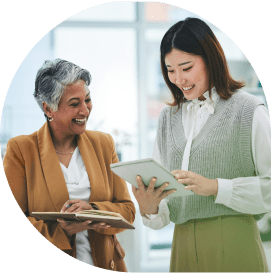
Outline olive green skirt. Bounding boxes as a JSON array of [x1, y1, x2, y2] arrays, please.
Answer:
[[170, 215, 268, 272]]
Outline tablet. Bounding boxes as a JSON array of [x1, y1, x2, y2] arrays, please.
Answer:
[[110, 158, 194, 198]]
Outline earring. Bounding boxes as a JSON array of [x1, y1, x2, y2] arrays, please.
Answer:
[[48, 116, 54, 122]]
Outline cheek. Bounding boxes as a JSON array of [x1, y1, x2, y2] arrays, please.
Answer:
[[194, 70, 206, 83], [168, 73, 175, 83]]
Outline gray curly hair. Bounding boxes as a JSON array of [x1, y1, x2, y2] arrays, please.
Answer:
[[34, 59, 91, 115]]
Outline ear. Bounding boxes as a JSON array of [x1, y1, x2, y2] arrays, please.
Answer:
[[42, 102, 54, 118]]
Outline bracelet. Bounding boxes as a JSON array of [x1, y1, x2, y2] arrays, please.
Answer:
[[91, 203, 99, 210]]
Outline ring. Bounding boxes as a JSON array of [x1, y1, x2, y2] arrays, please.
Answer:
[[66, 204, 72, 208]]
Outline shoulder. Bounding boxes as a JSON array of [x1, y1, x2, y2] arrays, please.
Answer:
[[158, 105, 178, 120], [4, 132, 38, 163], [159, 105, 175, 116], [6, 132, 38, 152], [232, 90, 264, 108]]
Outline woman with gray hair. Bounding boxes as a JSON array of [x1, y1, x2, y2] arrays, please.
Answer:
[[3, 59, 135, 271]]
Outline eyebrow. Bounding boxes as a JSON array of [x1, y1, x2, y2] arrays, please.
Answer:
[[166, 61, 192, 67], [67, 92, 90, 103]]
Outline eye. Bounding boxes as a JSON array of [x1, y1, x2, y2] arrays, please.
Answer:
[[85, 98, 91, 102], [183, 66, 192, 72], [70, 103, 79, 107], [167, 70, 174, 73]]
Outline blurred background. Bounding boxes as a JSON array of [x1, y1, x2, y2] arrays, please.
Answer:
[[0, 2, 270, 271]]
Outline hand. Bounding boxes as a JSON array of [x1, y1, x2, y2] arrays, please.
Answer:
[[172, 170, 218, 196], [59, 199, 110, 236], [132, 175, 176, 215], [57, 218, 110, 237], [60, 199, 93, 213]]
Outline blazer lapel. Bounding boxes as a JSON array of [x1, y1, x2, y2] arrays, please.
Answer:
[[37, 122, 69, 212], [77, 132, 106, 202]]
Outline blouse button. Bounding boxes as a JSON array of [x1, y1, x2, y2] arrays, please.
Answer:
[[110, 260, 115, 270]]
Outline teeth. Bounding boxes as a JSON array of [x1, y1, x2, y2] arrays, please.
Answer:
[[183, 85, 193, 91], [74, 118, 86, 123]]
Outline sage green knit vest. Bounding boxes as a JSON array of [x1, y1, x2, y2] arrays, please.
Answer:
[[157, 91, 264, 224]]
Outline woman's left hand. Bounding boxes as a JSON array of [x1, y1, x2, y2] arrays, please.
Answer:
[[172, 170, 218, 196]]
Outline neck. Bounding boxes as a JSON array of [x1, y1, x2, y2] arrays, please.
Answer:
[[48, 124, 77, 151]]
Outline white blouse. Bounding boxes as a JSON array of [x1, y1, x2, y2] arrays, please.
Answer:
[[143, 89, 271, 229], [60, 147, 94, 265]]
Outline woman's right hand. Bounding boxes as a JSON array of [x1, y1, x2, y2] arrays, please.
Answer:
[[57, 218, 110, 237], [132, 175, 176, 215]]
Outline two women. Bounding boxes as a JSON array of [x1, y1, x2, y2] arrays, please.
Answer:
[[4, 16, 271, 272], [3, 59, 135, 271], [133, 17, 271, 272]]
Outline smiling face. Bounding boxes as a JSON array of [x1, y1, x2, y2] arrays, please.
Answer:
[[165, 48, 209, 101], [45, 80, 92, 138]]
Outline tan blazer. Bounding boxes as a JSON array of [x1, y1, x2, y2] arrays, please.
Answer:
[[3, 122, 135, 271]]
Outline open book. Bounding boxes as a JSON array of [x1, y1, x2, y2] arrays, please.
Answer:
[[31, 210, 135, 230]]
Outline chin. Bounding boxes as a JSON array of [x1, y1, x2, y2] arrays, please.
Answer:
[[71, 124, 87, 135], [183, 93, 198, 101]]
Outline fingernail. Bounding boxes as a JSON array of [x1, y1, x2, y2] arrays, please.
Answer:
[[88, 221, 92, 224], [153, 177, 157, 181], [136, 175, 140, 179], [100, 223, 105, 225]]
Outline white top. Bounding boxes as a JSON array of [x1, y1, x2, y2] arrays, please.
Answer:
[[60, 147, 94, 265], [143, 89, 271, 230]]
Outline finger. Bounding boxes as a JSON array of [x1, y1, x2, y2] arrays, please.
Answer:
[[65, 203, 80, 213], [132, 185, 138, 194], [160, 189, 177, 199], [81, 220, 92, 226], [136, 175, 146, 192], [91, 223, 110, 229], [184, 185, 196, 191], [61, 199, 81, 212], [177, 178, 193, 185], [171, 170, 185, 179], [147, 177, 157, 193], [156, 182, 169, 196], [61, 202, 69, 212], [57, 218, 65, 223]]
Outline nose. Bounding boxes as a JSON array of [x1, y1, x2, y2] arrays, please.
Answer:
[[175, 71, 186, 85], [79, 102, 90, 116]]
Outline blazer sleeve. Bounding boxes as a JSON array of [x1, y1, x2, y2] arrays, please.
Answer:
[[90, 134, 136, 235], [3, 138, 74, 254]]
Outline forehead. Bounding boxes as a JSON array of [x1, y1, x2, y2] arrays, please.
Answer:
[[165, 49, 198, 65], [63, 81, 89, 99]]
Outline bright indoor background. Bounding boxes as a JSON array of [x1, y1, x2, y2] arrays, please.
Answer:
[[0, 2, 270, 272]]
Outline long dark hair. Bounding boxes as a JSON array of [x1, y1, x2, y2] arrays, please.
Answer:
[[160, 17, 244, 110]]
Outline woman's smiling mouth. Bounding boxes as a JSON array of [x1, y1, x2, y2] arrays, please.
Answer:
[[73, 117, 87, 125], [182, 85, 195, 92]]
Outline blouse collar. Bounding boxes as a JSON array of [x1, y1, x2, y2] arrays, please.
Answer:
[[187, 87, 220, 114]]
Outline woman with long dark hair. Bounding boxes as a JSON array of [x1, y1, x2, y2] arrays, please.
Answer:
[[132, 17, 271, 272]]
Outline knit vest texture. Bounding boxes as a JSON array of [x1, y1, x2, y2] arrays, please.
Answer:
[[157, 90, 264, 224]]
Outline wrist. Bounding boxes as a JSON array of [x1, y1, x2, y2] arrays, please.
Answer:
[[140, 206, 159, 215], [212, 179, 218, 195]]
